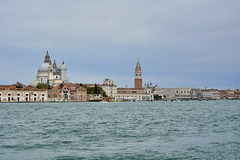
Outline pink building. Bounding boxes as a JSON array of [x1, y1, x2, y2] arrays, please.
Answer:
[[219, 90, 228, 100], [0, 83, 47, 102], [48, 83, 87, 102]]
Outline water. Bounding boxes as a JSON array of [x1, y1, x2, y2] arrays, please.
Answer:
[[0, 101, 240, 160]]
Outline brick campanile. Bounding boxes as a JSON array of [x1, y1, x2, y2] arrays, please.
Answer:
[[134, 58, 142, 89]]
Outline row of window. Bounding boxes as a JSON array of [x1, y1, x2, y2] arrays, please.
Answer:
[[48, 94, 68, 98], [118, 95, 141, 98], [48, 90, 69, 93], [0, 97, 45, 102], [176, 91, 192, 94], [0, 93, 45, 97]]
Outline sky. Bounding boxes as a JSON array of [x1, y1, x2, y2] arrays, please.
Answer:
[[0, 0, 239, 89]]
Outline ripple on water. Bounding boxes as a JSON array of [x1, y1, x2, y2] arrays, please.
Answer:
[[0, 101, 240, 159]]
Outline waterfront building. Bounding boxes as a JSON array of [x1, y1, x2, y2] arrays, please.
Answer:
[[226, 90, 235, 100], [0, 82, 47, 102], [154, 88, 201, 100], [234, 89, 240, 99], [101, 78, 117, 98], [219, 90, 228, 100], [47, 83, 87, 102], [211, 90, 221, 100], [32, 51, 68, 87], [154, 88, 175, 100], [200, 89, 220, 100]]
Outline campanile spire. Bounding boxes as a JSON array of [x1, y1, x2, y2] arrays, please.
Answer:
[[134, 58, 142, 89]]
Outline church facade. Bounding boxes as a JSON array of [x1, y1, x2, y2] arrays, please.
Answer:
[[32, 51, 68, 87]]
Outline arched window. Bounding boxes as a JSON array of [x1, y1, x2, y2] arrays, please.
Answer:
[[34, 94, 37, 96], [26, 93, 29, 96], [8, 93, 11, 96], [42, 94, 45, 96], [0, 93, 1, 96], [17, 93, 20, 96]]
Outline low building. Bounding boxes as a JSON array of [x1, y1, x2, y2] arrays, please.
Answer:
[[226, 90, 235, 100], [115, 93, 154, 101], [47, 83, 87, 102], [154, 87, 201, 100], [101, 78, 117, 98], [212, 90, 221, 100], [200, 89, 220, 100], [219, 90, 228, 100], [154, 88, 175, 100], [0, 83, 47, 102], [234, 90, 240, 99]]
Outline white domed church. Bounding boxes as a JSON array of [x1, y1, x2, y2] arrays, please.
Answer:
[[32, 51, 68, 87]]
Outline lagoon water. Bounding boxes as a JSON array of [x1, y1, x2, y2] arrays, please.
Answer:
[[0, 101, 240, 160]]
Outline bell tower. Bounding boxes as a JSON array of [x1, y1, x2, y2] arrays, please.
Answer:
[[48, 60, 54, 86], [134, 58, 142, 89]]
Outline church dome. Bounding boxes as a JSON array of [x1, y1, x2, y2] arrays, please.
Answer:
[[60, 61, 67, 70], [38, 63, 49, 72]]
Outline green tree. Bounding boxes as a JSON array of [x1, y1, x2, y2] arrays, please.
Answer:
[[94, 84, 98, 94], [36, 83, 48, 89], [154, 94, 162, 100], [82, 84, 107, 97]]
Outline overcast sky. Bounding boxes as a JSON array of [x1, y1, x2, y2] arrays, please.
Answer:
[[0, 0, 239, 89]]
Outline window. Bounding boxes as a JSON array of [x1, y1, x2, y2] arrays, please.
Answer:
[[17, 93, 20, 96], [0, 93, 2, 96], [34, 94, 37, 96], [26, 94, 29, 96], [8, 93, 11, 96], [42, 94, 44, 96]]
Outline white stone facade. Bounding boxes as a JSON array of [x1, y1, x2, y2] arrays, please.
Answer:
[[114, 93, 154, 101], [154, 87, 201, 100], [101, 78, 117, 98], [0, 89, 47, 102], [32, 51, 67, 87]]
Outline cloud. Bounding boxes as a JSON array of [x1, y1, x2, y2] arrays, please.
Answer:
[[0, 0, 239, 89]]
